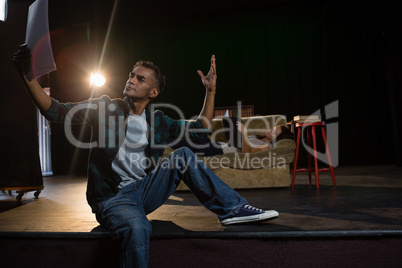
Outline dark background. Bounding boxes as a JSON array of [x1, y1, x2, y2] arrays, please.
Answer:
[[1, 0, 401, 180]]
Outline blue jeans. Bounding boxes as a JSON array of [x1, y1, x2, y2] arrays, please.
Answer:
[[95, 147, 247, 268]]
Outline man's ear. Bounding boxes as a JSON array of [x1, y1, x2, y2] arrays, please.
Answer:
[[149, 88, 160, 99]]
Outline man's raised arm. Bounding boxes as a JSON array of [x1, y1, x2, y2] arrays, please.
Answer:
[[197, 55, 217, 129], [13, 44, 52, 111]]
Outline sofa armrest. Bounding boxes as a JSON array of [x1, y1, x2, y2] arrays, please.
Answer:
[[274, 139, 296, 150]]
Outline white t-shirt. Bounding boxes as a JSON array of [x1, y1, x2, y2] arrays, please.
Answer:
[[220, 135, 272, 154], [112, 111, 148, 188]]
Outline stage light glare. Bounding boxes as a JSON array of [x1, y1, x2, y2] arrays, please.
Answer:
[[90, 72, 106, 87]]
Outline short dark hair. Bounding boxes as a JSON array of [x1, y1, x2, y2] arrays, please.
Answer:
[[133, 60, 166, 92], [275, 126, 294, 142]]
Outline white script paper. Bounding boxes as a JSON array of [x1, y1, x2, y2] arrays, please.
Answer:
[[25, 0, 56, 80]]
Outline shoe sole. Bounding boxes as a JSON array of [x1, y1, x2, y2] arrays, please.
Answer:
[[220, 210, 279, 225]]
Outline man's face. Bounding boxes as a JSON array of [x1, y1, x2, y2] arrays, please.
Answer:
[[123, 66, 159, 100]]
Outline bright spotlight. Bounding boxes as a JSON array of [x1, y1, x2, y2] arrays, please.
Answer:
[[90, 72, 106, 87]]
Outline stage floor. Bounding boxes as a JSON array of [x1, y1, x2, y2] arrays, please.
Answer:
[[1, 165, 402, 238]]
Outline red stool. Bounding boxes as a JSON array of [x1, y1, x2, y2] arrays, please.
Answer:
[[291, 121, 336, 188]]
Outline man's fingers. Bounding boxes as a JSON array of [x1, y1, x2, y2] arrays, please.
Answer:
[[13, 57, 31, 63], [14, 51, 31, 60], [14, 44, 31, 56], [13, 49, 32, 64], [13, 49, 31, 57], [210, 55, 216, 75], [16, 47, 30, 54], [197, 70, 205, 79], [13, 53, 31, 61], [198, 55, 216, 80]]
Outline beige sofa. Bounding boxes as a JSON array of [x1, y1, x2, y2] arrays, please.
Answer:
[[163, 115, 296, 190]]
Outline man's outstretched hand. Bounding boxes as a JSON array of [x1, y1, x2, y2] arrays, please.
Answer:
[[13, 44, 33, 81], [197, 55, 217, 93]]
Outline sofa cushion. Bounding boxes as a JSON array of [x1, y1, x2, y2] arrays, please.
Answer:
[[274, 138, 296, 150], [216, 146, 295, 170]]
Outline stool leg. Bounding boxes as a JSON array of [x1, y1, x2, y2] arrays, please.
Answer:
[[321, 127, 336, 186], [306, 128, 312, 185], [291, 127, 302, 187], [312, 126, 320, 188]]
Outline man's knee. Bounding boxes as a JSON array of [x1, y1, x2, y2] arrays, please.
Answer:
[[120, 217, 152, 242], [174, 146, 196, 157]]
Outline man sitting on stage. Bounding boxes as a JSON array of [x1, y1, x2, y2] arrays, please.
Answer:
[[13, 44, 279, 268]]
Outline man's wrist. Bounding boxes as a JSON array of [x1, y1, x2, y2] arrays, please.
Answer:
[[206, 88, 216, 94]]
